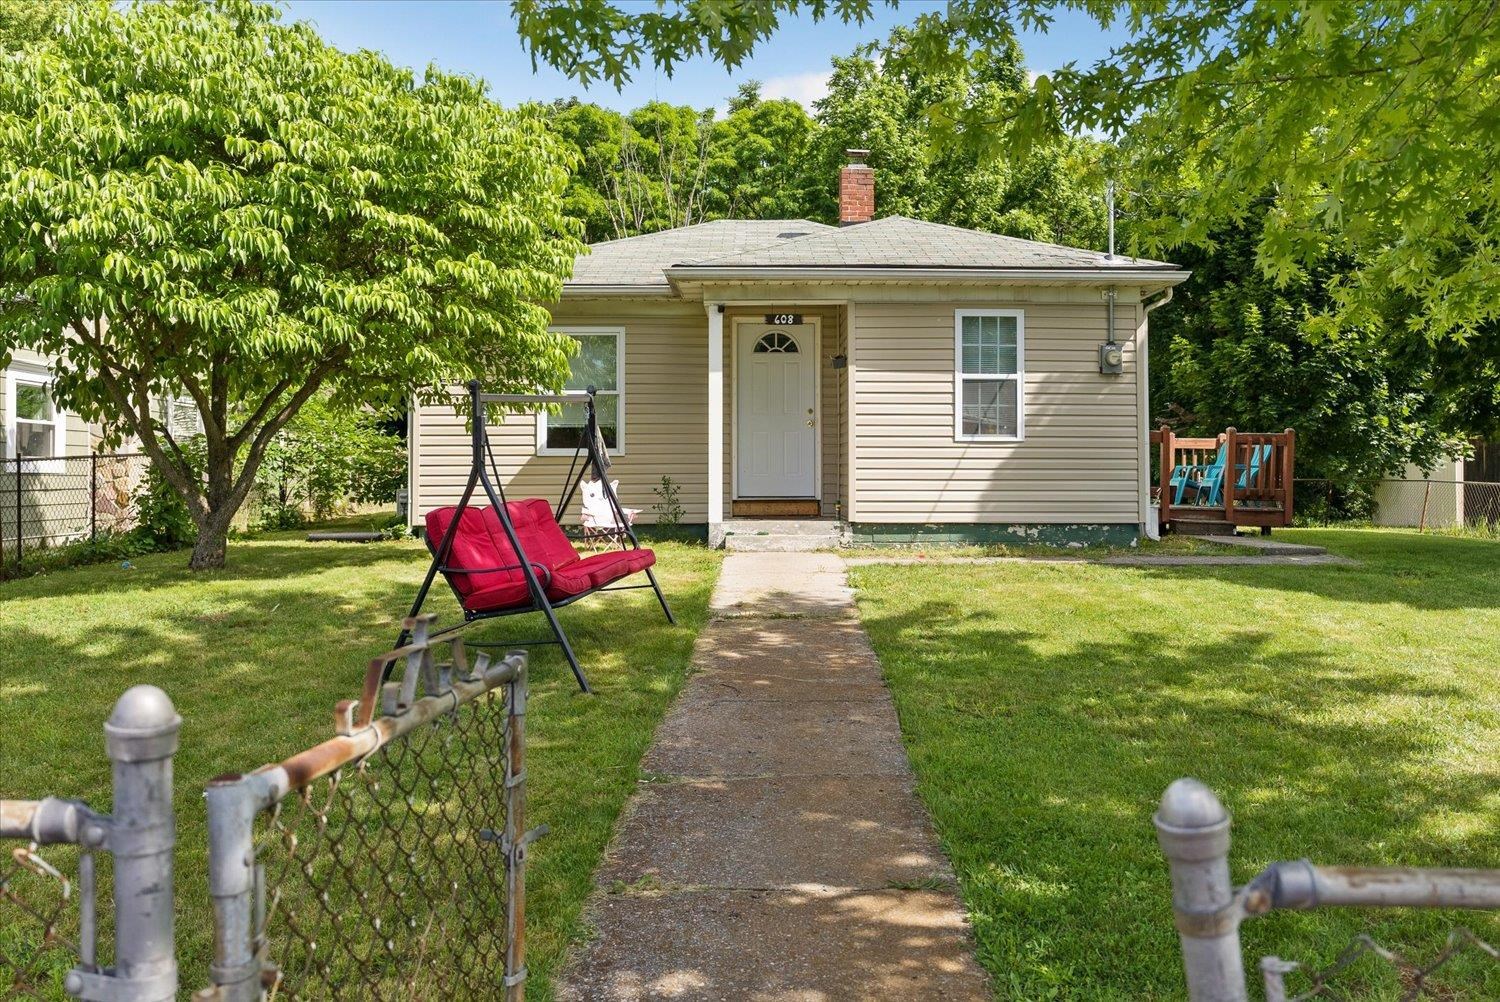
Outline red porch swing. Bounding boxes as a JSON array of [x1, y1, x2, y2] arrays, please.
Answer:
[[395, 381, 674, 693]]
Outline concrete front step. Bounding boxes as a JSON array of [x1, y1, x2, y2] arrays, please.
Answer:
[[722, 518, 842, 535], [722, 519, 842, 552], [1187, 533, 1328, 556], [724, 533, 837, 552]]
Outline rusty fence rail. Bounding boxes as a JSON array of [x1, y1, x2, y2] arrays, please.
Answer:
[[1, 620, 537, 1002], [1156, 779, 1500, 1001]]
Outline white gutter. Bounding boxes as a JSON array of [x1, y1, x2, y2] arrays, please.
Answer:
[[1142, 286, 1174, 316], [666, 265, 1191, 285], [1138, 285, 1174, 540], [560, 283, 676, 297]]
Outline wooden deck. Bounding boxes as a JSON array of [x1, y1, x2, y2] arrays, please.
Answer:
[[1153, 427, 1297, 532]]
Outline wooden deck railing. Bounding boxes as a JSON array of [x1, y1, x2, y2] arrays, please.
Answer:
[[1153, 426, 1297, 529]]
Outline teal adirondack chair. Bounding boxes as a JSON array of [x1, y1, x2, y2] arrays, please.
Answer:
[[1224, 444, 1274, 506], [1196, 443, 1274, 508], [1170, 446, 1228, 506]]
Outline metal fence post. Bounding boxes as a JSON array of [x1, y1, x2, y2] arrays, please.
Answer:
[[14, 455, 21, 568], [201, 772, 273, 1002], [503, 656, 531, 1002], [90, 452, 98, 543], [62, 686, 181, 1002], [1155, 778, 1247, 1002]]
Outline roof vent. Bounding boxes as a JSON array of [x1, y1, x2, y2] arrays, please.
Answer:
[[777, 231, 810, 239]]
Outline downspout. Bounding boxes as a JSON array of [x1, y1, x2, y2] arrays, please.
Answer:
[[1139, 287, 1174, 539]]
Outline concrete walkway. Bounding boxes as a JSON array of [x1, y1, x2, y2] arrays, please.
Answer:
[[558, 552, 990, 1001]]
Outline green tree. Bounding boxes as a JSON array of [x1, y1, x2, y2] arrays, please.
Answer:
[[546, 99, 627, 242], [0, 0, 84, 51], [1151, 212, 1461, 490], [704, 83, 815, 220], [253, 395, 406, 527], [513, 0, 1500, 341], [0, 0, 582, 568], [803, 28, 1106, 246]]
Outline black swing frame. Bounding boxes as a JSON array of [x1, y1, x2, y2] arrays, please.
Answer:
[[395, 380, 675, 693]]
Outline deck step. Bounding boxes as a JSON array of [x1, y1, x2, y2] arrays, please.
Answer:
[[1186, 534, 1327, 556], [1171, 517, 1238, 537]]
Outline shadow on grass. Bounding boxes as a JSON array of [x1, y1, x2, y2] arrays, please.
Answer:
[[852, 583, 1500, 1000], [0, 537, 722, 999], [1126, 529, 1500, 612]]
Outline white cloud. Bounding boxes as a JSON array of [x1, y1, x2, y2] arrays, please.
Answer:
[[759, 70, 832, 109]]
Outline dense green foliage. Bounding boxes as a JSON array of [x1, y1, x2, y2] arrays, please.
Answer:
[[1149, 216, 1468, 488], [516, 0, 1500, 343], [0, 0, 83, 50], [0, 0, 582, 568], [251, 398, 406, 529], [541, 31, 1104, 247]]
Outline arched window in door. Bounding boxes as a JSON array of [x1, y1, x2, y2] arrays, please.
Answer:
[[754, 331, 800, 353]]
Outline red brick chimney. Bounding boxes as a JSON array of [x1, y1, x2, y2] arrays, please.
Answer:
[[839, 149, 874, 226]]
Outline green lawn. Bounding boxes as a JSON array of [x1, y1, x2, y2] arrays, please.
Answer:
[[850, 528, 1500, 1000], [0, 531, 720, 998]]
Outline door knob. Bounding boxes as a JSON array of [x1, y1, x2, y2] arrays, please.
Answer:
[[806, 418, 815, 427]]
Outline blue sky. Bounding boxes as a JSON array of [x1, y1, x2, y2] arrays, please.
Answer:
[[277, 1, 1132, 113]]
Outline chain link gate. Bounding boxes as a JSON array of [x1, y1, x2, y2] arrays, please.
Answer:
[[2, 617, 539, 1002], [198, 616, 538, 1002], [1157, 778, 1500, 1001]]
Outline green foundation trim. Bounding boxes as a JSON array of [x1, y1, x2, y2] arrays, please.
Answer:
[[634, 523, 710, 543], [848, 522, 1140, 548]]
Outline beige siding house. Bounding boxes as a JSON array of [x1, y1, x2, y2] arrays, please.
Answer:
[[410, 157, 1188, 547]]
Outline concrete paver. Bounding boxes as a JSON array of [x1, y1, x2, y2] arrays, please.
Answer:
[[557, 552, 989, 1001], [559, 888, 989, 1002], [598, 776, 952, 889]]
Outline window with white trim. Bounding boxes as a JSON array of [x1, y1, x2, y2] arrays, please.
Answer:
[[955, 310, 1024, 441], [538, 328, 624, 454], [5, 365, 68, 465]]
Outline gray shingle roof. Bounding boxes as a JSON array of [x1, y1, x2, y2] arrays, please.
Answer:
[[567, 219, 834, 287], [680, 215, 1175, 270], [564, 215, 1178, 291]]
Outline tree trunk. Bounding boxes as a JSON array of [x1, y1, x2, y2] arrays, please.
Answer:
[[188, 522, 228, 570], [188, 451, 240, 571]]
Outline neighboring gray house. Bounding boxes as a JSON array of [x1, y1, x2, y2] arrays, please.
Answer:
[[409, 154, 1189, 547]]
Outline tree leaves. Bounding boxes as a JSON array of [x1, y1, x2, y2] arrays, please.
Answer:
[[0, 0, 583, 564]]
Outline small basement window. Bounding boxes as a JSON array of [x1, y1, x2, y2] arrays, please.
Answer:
[[538, 328, 624, 454], [954, 310, 1024, 441]]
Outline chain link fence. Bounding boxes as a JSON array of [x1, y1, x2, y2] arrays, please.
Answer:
[[0, 455, 148, 571], [1157, 779, 1500, 1001], [1261, 927, 1499, 1001], [1295, 478, 1500, 532], [0, 620, 537, 1002], [0, 838, 86, 999]]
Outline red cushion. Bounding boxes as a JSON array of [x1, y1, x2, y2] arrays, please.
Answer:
[[574, 549, 656, 588], [545, 549, 656, 600], [500, 499, 581, 571], [463, 579, 535, 613], [426, 503, 649, 609], [425, 506, 507, 598]]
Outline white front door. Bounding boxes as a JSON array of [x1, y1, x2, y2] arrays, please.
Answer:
[[736, 323, 817, 498]]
